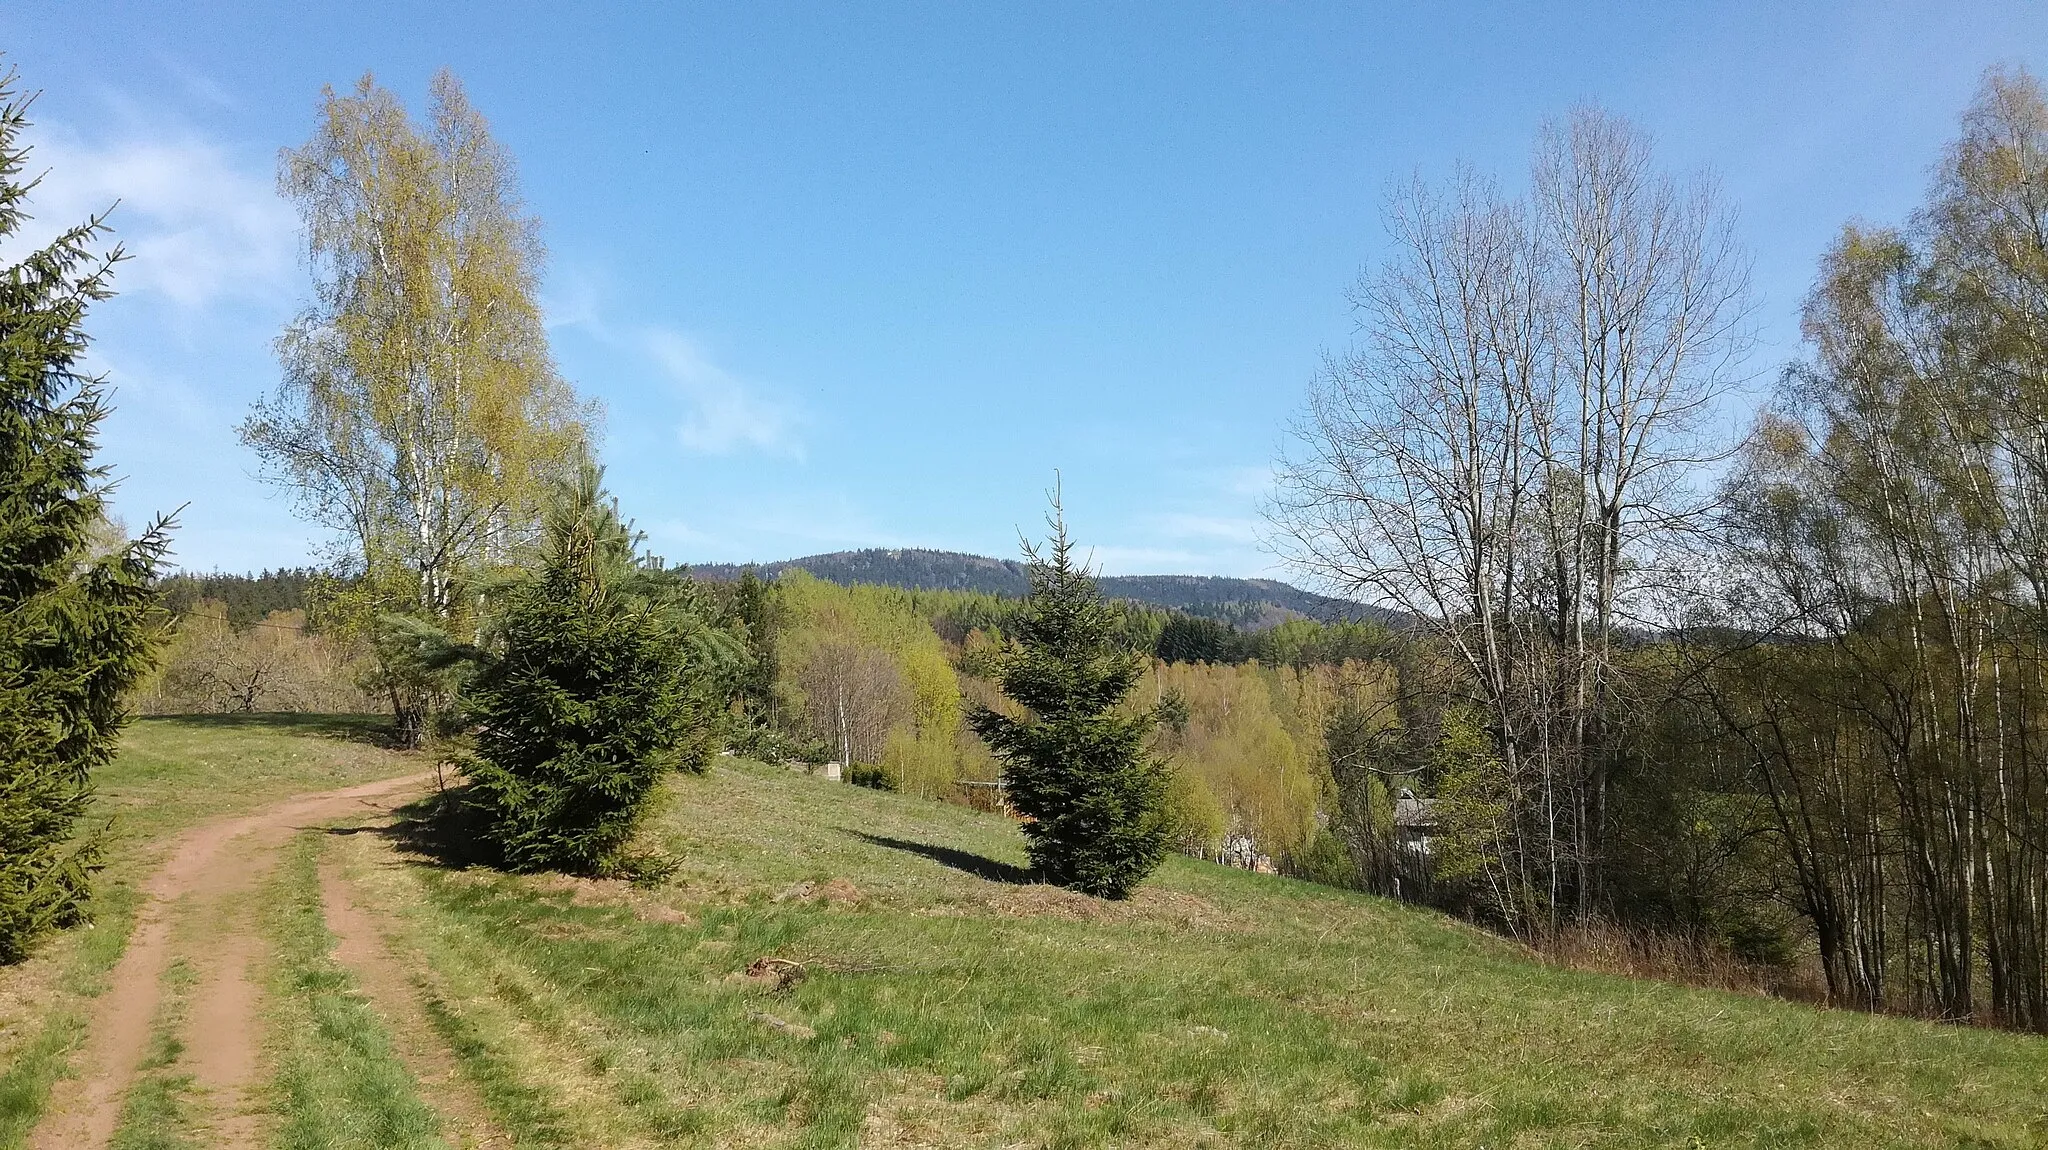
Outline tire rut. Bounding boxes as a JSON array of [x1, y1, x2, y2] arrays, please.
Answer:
[[319, 847, 514, 1148], [27, 772, 433, 1150]]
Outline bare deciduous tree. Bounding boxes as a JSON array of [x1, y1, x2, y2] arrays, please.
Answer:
[[1271, 106, 1752, 929]]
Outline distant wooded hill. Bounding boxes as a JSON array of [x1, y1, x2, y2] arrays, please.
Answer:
[[163, 550, 1393, 632], [687, 548, 1388, 630]]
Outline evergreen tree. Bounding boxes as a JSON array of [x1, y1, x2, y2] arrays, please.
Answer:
[[459, 465, 738, 874], [0, 69, 172, 963], [970, 491, 1170, 898], [730, 568, 783, 726], [1154, 613, 1234, 664]]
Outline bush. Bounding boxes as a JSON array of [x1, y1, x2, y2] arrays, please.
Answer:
[[845, 761, 895, 790], [1285, 827, 1361, 890], [460, 468, 737, 875], [135, 603, 381, 715]]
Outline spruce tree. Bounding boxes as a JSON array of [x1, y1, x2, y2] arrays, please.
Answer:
[[459, 466, 737, 874], [970, 492, 1170, 899], [0, 69, 172, 963]]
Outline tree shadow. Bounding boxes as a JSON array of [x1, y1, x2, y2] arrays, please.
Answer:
[[138, 711, 405, 749], [365, 785, 500, 870], [846, 830, 1035, 885]]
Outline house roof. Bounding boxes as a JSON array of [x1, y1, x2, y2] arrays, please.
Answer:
[[1394, 790, 1437, 829]]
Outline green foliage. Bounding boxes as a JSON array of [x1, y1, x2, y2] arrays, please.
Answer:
[[969, 495, 1171, 898], [157, 568, 322, 626], [1428, 708, 1518, 921], [775, 571, 968, 792], [845, 761, 895, 791], [1322, 684, 1415, 897], [1158, 761, 1226, 856], [1152, 685, 1190, 733], [459, 466, 738, 875], [1286, 826, 1362, 889], [727, 568, 783, 731], [1253, 618, 1396, 669], [0, 69, 171, 964]]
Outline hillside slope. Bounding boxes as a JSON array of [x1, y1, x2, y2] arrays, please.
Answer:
[[6, 717, 2045, 1148], [689, 547, 1390, 628]]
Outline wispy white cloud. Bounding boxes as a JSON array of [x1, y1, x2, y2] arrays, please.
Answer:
[[543, 271, 806, 461], [14, 124, 296, 309], [1151, 512, 1262, 544], [643, 328, 803, 458], [150, 55, 239, 111]]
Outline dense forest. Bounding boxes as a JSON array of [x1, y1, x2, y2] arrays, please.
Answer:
[[159, 568, 322, 624], [689, 547, 1390, 628]]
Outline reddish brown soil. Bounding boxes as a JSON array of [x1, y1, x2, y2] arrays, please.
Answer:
[[28, 773, 431, 1150]]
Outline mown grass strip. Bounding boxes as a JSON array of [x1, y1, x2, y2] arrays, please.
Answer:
[[384, 881, 652, 1149], [265, 832, 447, 1150], [109, 959, 199, 1150]]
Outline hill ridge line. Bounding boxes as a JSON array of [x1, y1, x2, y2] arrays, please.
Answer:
[[685, 547, 1393, 629]]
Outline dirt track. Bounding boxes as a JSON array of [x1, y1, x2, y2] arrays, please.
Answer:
[[28, 773, 433, 1150]]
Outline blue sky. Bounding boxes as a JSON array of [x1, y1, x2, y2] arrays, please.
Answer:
[[5, 2, 2045, 576]]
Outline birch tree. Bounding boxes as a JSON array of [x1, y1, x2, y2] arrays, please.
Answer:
[[242, 71, 590, 744], [1712, 67, 2048, 1028]]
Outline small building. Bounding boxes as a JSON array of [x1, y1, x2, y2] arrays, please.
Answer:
[[1393, 788, 1437, 856]]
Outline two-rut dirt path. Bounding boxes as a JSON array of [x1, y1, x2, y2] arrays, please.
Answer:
[[27, 772, 507, 1150]]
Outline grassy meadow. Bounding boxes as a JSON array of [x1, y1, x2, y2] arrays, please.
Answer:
[[361, 753, 2048, 1147], [5, 715, 2048, 1148]]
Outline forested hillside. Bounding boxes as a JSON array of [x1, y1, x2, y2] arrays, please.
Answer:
[[690, 547, 1386, 628]]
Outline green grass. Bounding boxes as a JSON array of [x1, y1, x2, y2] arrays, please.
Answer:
[[264, 833, 449, 1150], [0, 714, 418, 1150], [109, 959, 198, 1150], [94, 714, 412, 854], [0, 884, 138, 1147], [13, 716, 2048, 1147], [370, 758, 2048, 1149]]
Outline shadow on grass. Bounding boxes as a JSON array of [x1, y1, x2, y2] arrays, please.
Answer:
[[847, 831, 1035, 885], [135, 712, 404, 749], [357, 785, 501, 870]]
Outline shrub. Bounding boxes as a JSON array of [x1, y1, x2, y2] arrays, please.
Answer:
[[135, 603, 381, 715], [845, 761, 895, 790], [1285, 827, 1361, 890]]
